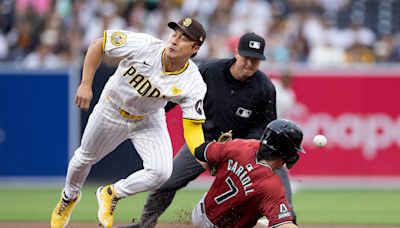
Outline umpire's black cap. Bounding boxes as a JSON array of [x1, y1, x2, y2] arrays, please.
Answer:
[[238, 33, 266, 60], [168, 18, 206, 46]]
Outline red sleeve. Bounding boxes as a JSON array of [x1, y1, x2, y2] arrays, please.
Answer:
[[206, 139, 257, 164], [260, 178, 294, 226], [204, 141, 227, 164]]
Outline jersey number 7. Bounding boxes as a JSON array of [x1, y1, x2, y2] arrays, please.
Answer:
[[214, 177, 239, 204]]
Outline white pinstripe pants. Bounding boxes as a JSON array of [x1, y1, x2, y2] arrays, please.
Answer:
[[64, 98, 173, 199]]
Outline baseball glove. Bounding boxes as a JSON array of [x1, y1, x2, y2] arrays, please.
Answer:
[[217, 130, 233, 143], [210, 165, 217, 176]]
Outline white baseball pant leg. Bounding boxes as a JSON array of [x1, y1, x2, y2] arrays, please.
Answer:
[[192, 193, 217, 228], [114, 109, 173, 198], [64, 99, 130, 200]]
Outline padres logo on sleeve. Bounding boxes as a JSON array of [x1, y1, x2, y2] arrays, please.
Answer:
[[111, 32, 127, 46]]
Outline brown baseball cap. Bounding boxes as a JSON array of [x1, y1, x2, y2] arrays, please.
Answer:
[[168, 18, 206, 46]]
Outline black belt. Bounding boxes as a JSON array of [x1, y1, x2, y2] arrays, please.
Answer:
[[200, 203, 205, 214]]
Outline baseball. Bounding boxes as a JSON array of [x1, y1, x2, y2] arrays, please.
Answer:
[[257, 218, 269, 227], [313, 134, 327, 147]]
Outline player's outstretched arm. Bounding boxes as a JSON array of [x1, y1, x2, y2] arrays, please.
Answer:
[[194, 141, 213, 170], [182, 119, 205, 154], [75, 38, 104, 111]]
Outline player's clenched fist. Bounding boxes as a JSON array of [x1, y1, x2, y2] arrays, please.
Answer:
[[75, 84, 93, 112]]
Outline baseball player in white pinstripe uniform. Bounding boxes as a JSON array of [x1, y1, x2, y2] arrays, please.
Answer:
[[51, 18, 207, 228]]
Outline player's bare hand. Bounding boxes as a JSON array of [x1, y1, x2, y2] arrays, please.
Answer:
[[196, 158, 210, 170], [75, 84, 93, 112]]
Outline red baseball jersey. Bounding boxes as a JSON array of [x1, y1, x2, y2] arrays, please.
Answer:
[[203, 139, 294, 227]]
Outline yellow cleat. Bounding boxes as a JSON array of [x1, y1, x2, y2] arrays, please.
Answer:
[[51, 190, 81, 228], [96, 185, 119, 228]]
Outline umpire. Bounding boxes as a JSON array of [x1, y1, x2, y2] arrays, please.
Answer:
[[120, 33, 293, 227]]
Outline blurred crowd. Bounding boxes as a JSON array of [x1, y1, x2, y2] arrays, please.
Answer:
[[1, 0, 400, 69]]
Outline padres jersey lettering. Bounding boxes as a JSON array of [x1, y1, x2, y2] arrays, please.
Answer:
[[123, 65, 136, 76], [102, 30, 206, 118], [123, 65, 163, 98], [55, 21, 207, 228]]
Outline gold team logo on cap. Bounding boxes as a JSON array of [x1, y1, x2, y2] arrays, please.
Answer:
[[182, 18, 192, 27], [111, 32, 127, 46]]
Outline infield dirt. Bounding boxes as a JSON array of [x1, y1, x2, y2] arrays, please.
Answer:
[[0, 222, 398, 228]]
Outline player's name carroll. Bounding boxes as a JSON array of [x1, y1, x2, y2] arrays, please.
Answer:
[[123, 65, 170, 99], [227, 159, 254, 195]]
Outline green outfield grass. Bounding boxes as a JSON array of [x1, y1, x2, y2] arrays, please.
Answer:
[[0, 185, 399, 225], [294, 189, 400, 225]]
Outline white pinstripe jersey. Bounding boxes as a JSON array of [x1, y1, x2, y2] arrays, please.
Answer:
[[102, 30, 207, 121]]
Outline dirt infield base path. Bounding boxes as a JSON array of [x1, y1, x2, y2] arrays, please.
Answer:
[[0, 223, 398, 228]]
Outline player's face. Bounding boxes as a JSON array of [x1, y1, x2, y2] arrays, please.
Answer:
[[166, 29, 199, 59], [233, 50, 261, 81]]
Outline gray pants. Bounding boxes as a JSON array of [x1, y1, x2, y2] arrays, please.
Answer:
[[192, 194, 217, 228], [137, 144, 294, 228]]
